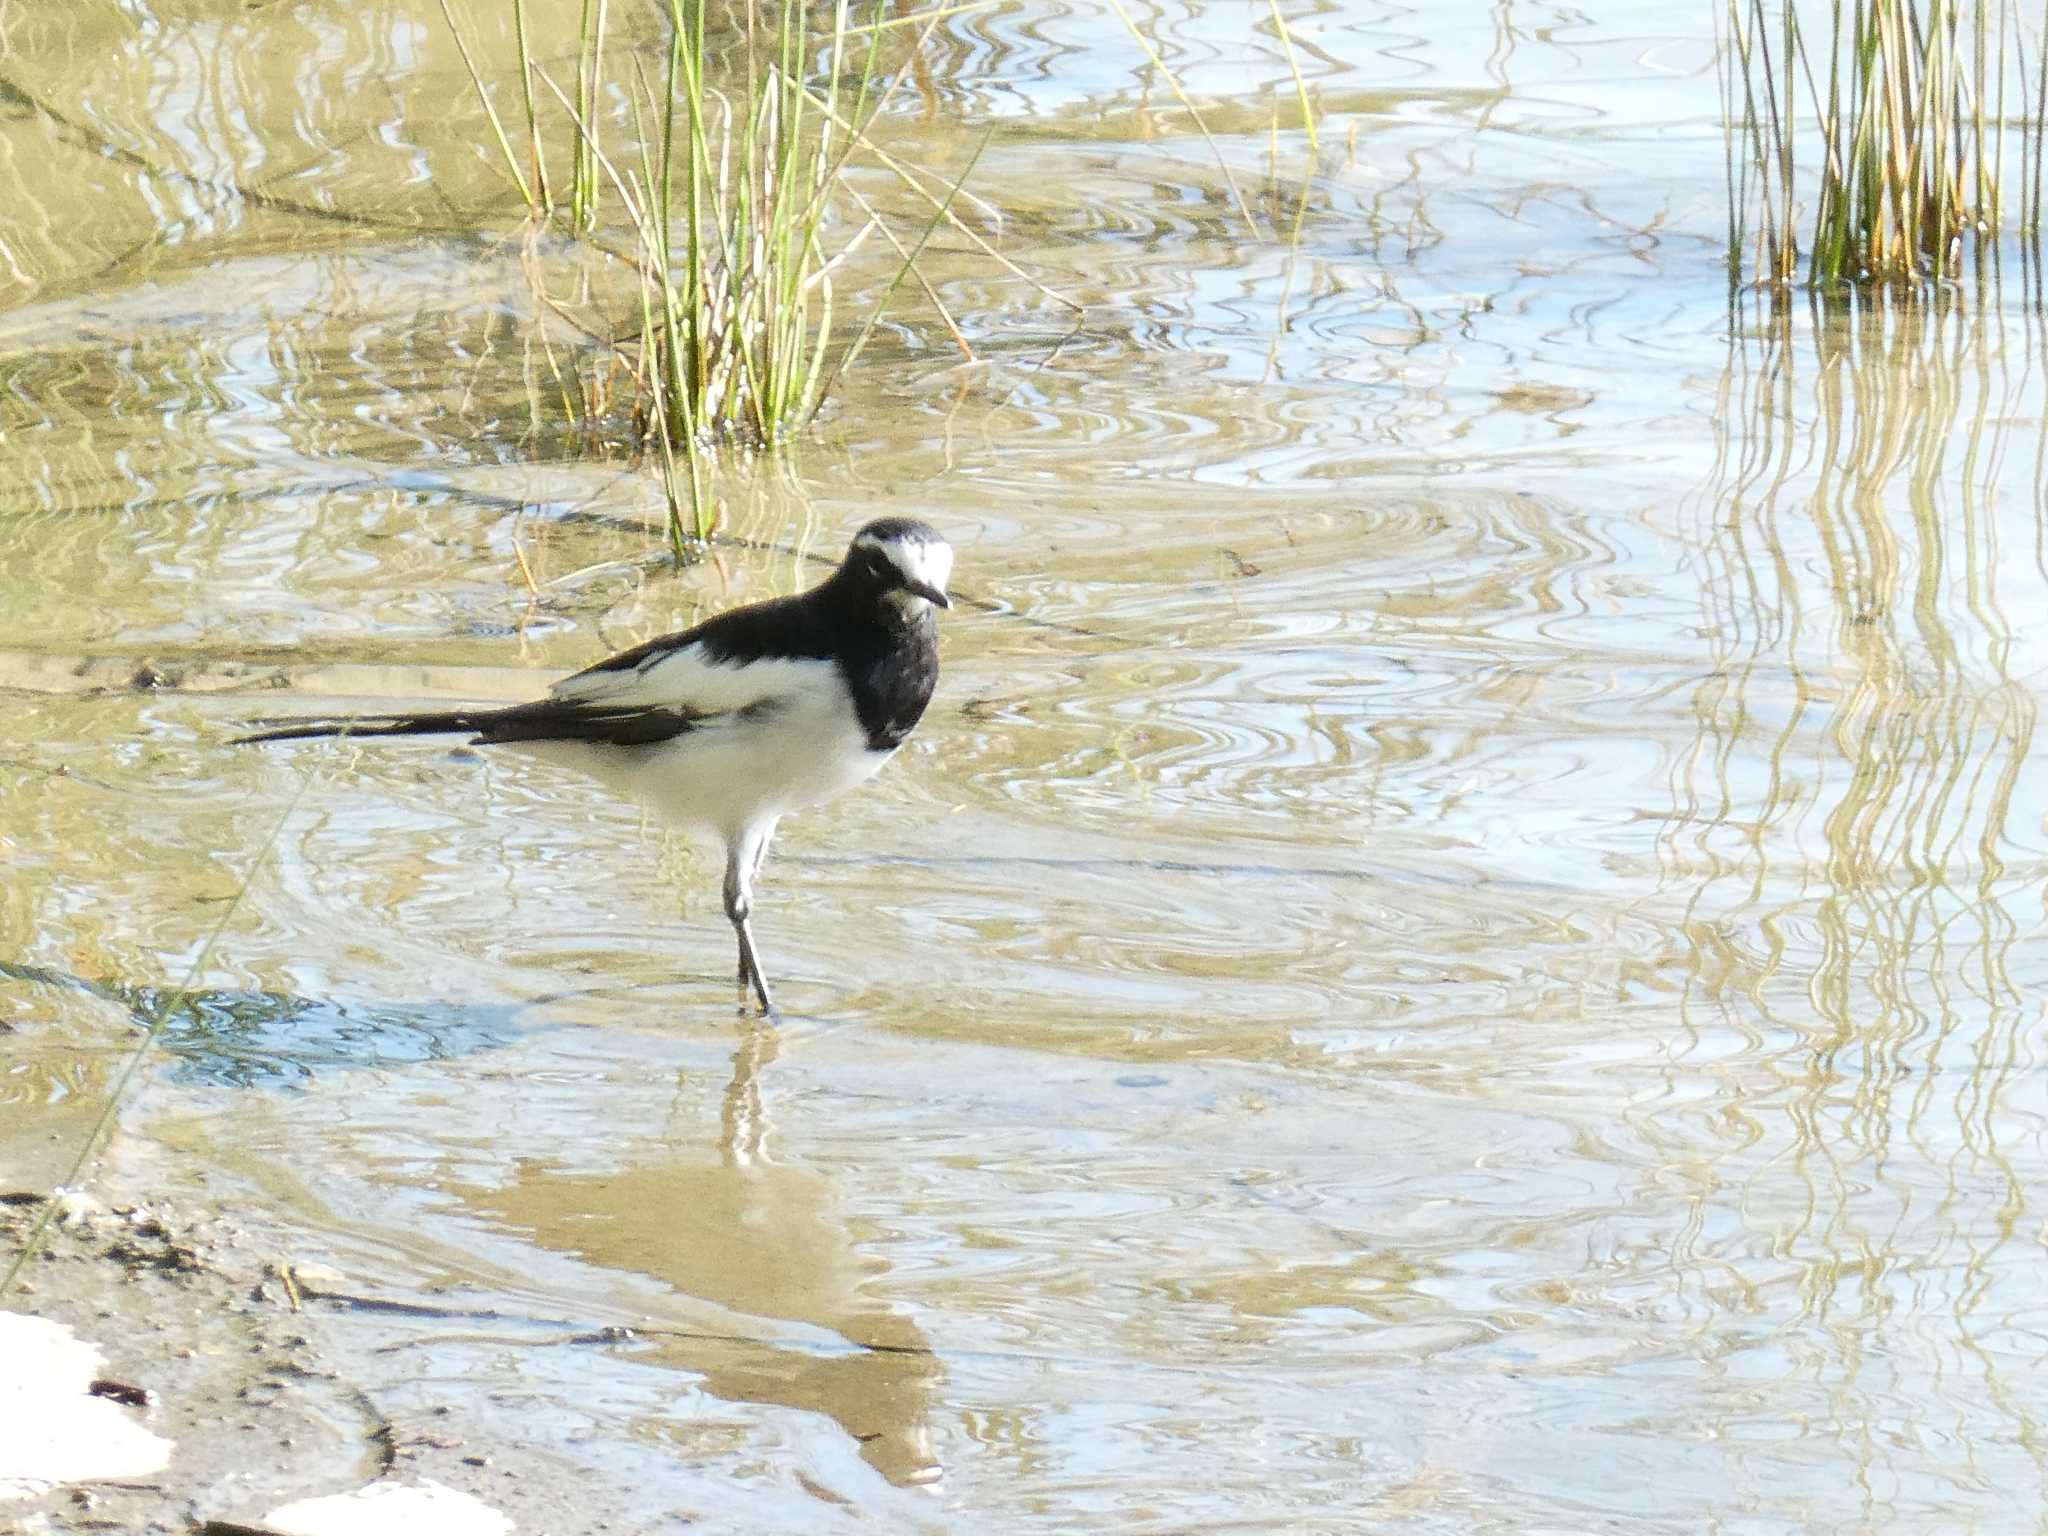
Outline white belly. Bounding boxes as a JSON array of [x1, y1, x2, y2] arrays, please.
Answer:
[[508, 683, 893, 842]]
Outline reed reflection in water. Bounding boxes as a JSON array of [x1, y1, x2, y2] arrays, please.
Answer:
[[1660, 292, 2048, 1516]]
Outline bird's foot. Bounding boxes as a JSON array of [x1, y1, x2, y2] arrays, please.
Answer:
[[736, 956, 777, 1020], [732, 918, 776, 1020]]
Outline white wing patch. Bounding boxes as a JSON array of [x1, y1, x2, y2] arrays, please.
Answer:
[[550, 641, 837, 718]]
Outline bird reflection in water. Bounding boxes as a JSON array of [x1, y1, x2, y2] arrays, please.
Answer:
[[479, 1019, 944, 1489]]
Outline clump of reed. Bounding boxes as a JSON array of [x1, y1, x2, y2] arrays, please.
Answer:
[[441, 0, 989, 553], [1721, 0, 2048, 291]]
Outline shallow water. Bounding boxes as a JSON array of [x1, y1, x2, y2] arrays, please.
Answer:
[[5, 0, 2048, 1529]]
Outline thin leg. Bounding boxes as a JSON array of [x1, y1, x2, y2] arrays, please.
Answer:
[[723, 823, 776, 1016], [752, 816, 780, 882]]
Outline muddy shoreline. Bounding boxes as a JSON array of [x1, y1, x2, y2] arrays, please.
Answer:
[[2, 1187, 600, 1534]]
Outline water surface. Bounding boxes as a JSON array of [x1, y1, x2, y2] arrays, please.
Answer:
[[3, 1, 2047, 1530]]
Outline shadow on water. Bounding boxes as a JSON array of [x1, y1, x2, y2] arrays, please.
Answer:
[[0, 957, 530, 1087]]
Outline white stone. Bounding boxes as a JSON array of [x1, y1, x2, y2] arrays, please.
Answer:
[[264, 1479, 514, 1536], [0, 1312, 173, 1499]]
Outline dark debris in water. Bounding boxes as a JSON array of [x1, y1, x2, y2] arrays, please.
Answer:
[[4, 1192, 212, 1280], [86, 1377, 154, 1410], [101, 1230, 204, 1275]]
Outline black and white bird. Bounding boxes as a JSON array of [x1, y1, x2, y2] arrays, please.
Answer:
[[239, 518, 953, 1014]]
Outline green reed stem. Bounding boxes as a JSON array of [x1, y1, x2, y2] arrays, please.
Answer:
[[1726, 0, 2048, 293], [1268, 0, 1318, 153], [512, 0, 550, 211], [445, 0, 1040, 553], [571, 0, 607, 230], [437, 0, 536, 211]]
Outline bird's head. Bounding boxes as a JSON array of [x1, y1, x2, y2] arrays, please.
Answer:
[[844, 518, 953, 617]]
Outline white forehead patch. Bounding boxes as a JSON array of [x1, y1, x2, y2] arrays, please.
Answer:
[[856, 531, 952, 594]]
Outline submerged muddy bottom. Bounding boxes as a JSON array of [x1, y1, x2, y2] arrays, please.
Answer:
[[6, 0, 2048, 1531]]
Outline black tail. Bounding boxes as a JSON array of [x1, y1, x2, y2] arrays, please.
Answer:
[[235, 701, 703, 748], [233, 710, 499, 746]]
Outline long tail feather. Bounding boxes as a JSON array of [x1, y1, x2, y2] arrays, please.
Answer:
[[235, 701, 704, 748], [233, 711, 494, 745]]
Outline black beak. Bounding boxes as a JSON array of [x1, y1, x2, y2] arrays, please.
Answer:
[[908, 580, 951, 609]]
